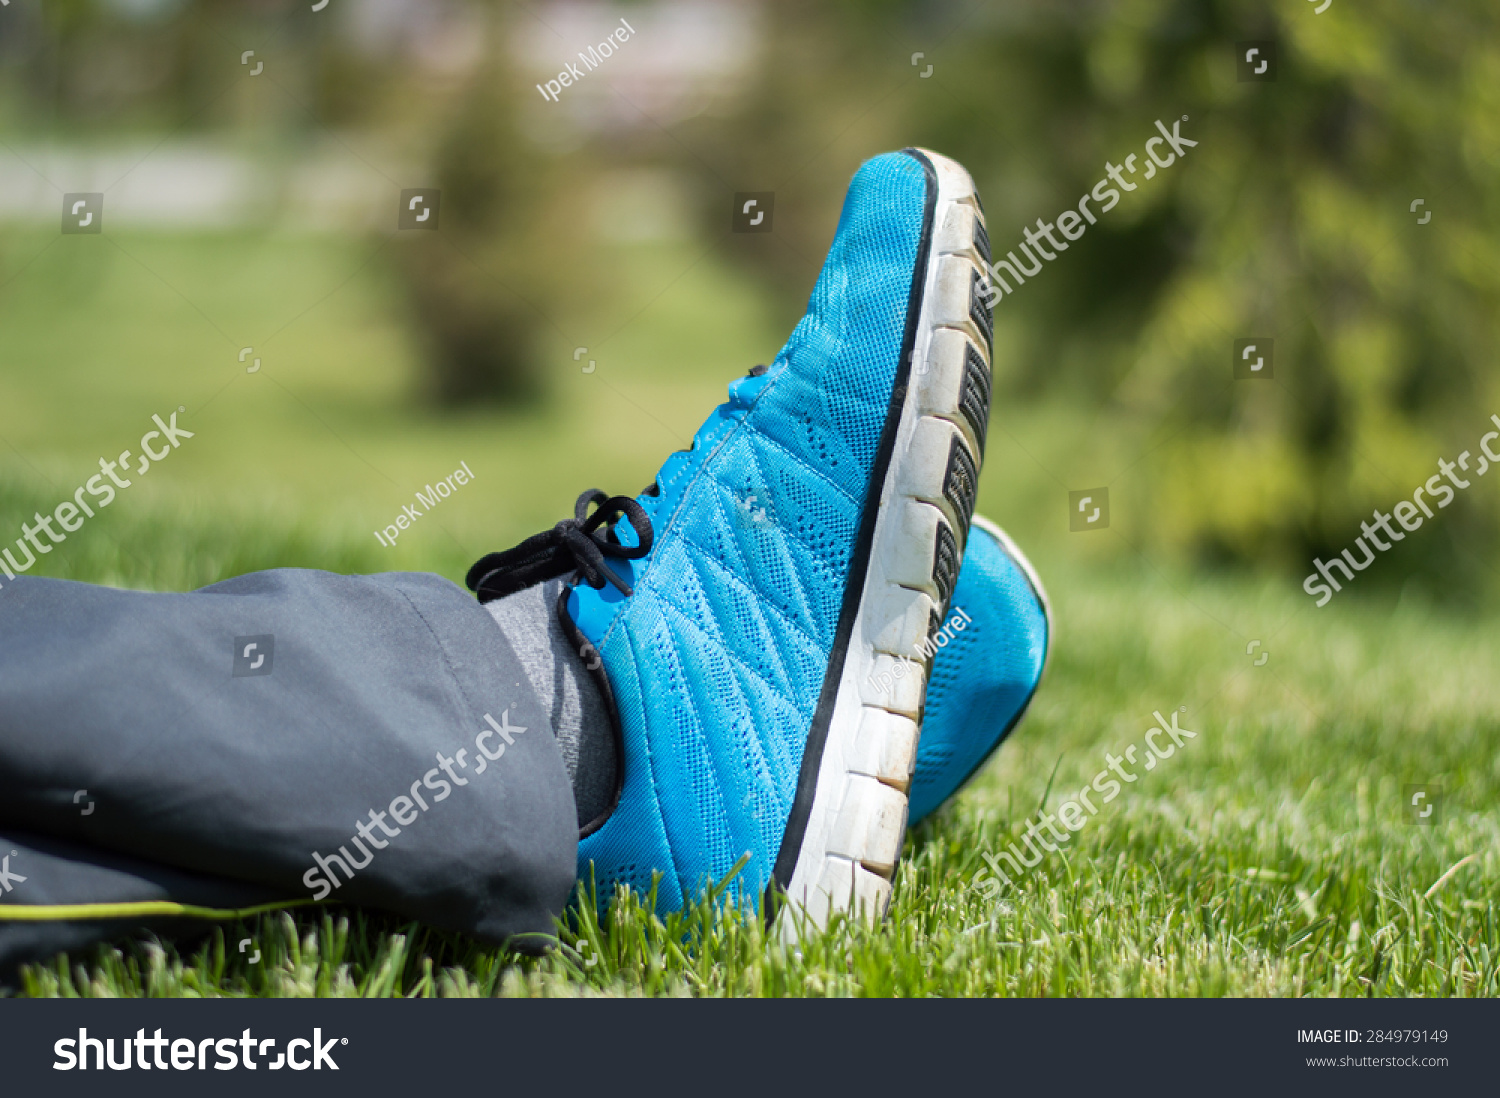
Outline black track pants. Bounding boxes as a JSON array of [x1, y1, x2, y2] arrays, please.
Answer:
[[0, 569, 577, 979]]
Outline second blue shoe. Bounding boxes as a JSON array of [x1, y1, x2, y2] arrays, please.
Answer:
[[470, 148, 996, 927], [908, 514, 1051, 825]]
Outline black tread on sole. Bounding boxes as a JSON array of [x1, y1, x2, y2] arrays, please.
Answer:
[[942, 433, 980, 533], [974, 217, 991, 265], [969, 268, 993, 353], [932, 519, 959, 607], [960, 342, 991, 457], [927, 607, 944, 654]]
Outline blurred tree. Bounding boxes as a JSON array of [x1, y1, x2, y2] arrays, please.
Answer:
[[396, 7, 597, 404], [674, 0, 919, 337], [682, 0, 1500, 594]]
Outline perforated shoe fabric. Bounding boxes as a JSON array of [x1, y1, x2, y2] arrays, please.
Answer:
[[569, 152, 935, 913], [908, 515, 1051, 825], [468, 147, 996, 924]]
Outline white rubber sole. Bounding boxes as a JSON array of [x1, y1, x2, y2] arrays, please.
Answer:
[[776, 148, 994, 934]]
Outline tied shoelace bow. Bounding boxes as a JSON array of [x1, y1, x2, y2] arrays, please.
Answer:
[[466, 489, 654, 603]]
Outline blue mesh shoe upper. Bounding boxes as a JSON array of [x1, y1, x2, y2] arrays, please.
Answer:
[[568, 152, 932, 913], [908, 520, 1049, 824]]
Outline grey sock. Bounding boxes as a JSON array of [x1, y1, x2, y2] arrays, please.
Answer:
[[483, 579, 618, 828], [483, 579, 617, 828]]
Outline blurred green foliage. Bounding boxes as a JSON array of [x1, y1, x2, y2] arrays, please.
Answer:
[[395, 43, 595, 404], [671, 0, 1500, 588], [2, 0, 1497, 590]]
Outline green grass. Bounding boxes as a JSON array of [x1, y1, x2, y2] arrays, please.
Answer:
[[11, 529, 1499, 997], [3, 228, 1497, 997]]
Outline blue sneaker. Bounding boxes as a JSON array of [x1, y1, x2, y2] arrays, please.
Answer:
[[470, 149, 994, 927], [907, 515, 1051, 825]]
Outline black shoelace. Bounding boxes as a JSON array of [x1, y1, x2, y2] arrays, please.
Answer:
[[466, 489, 654, 603]]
